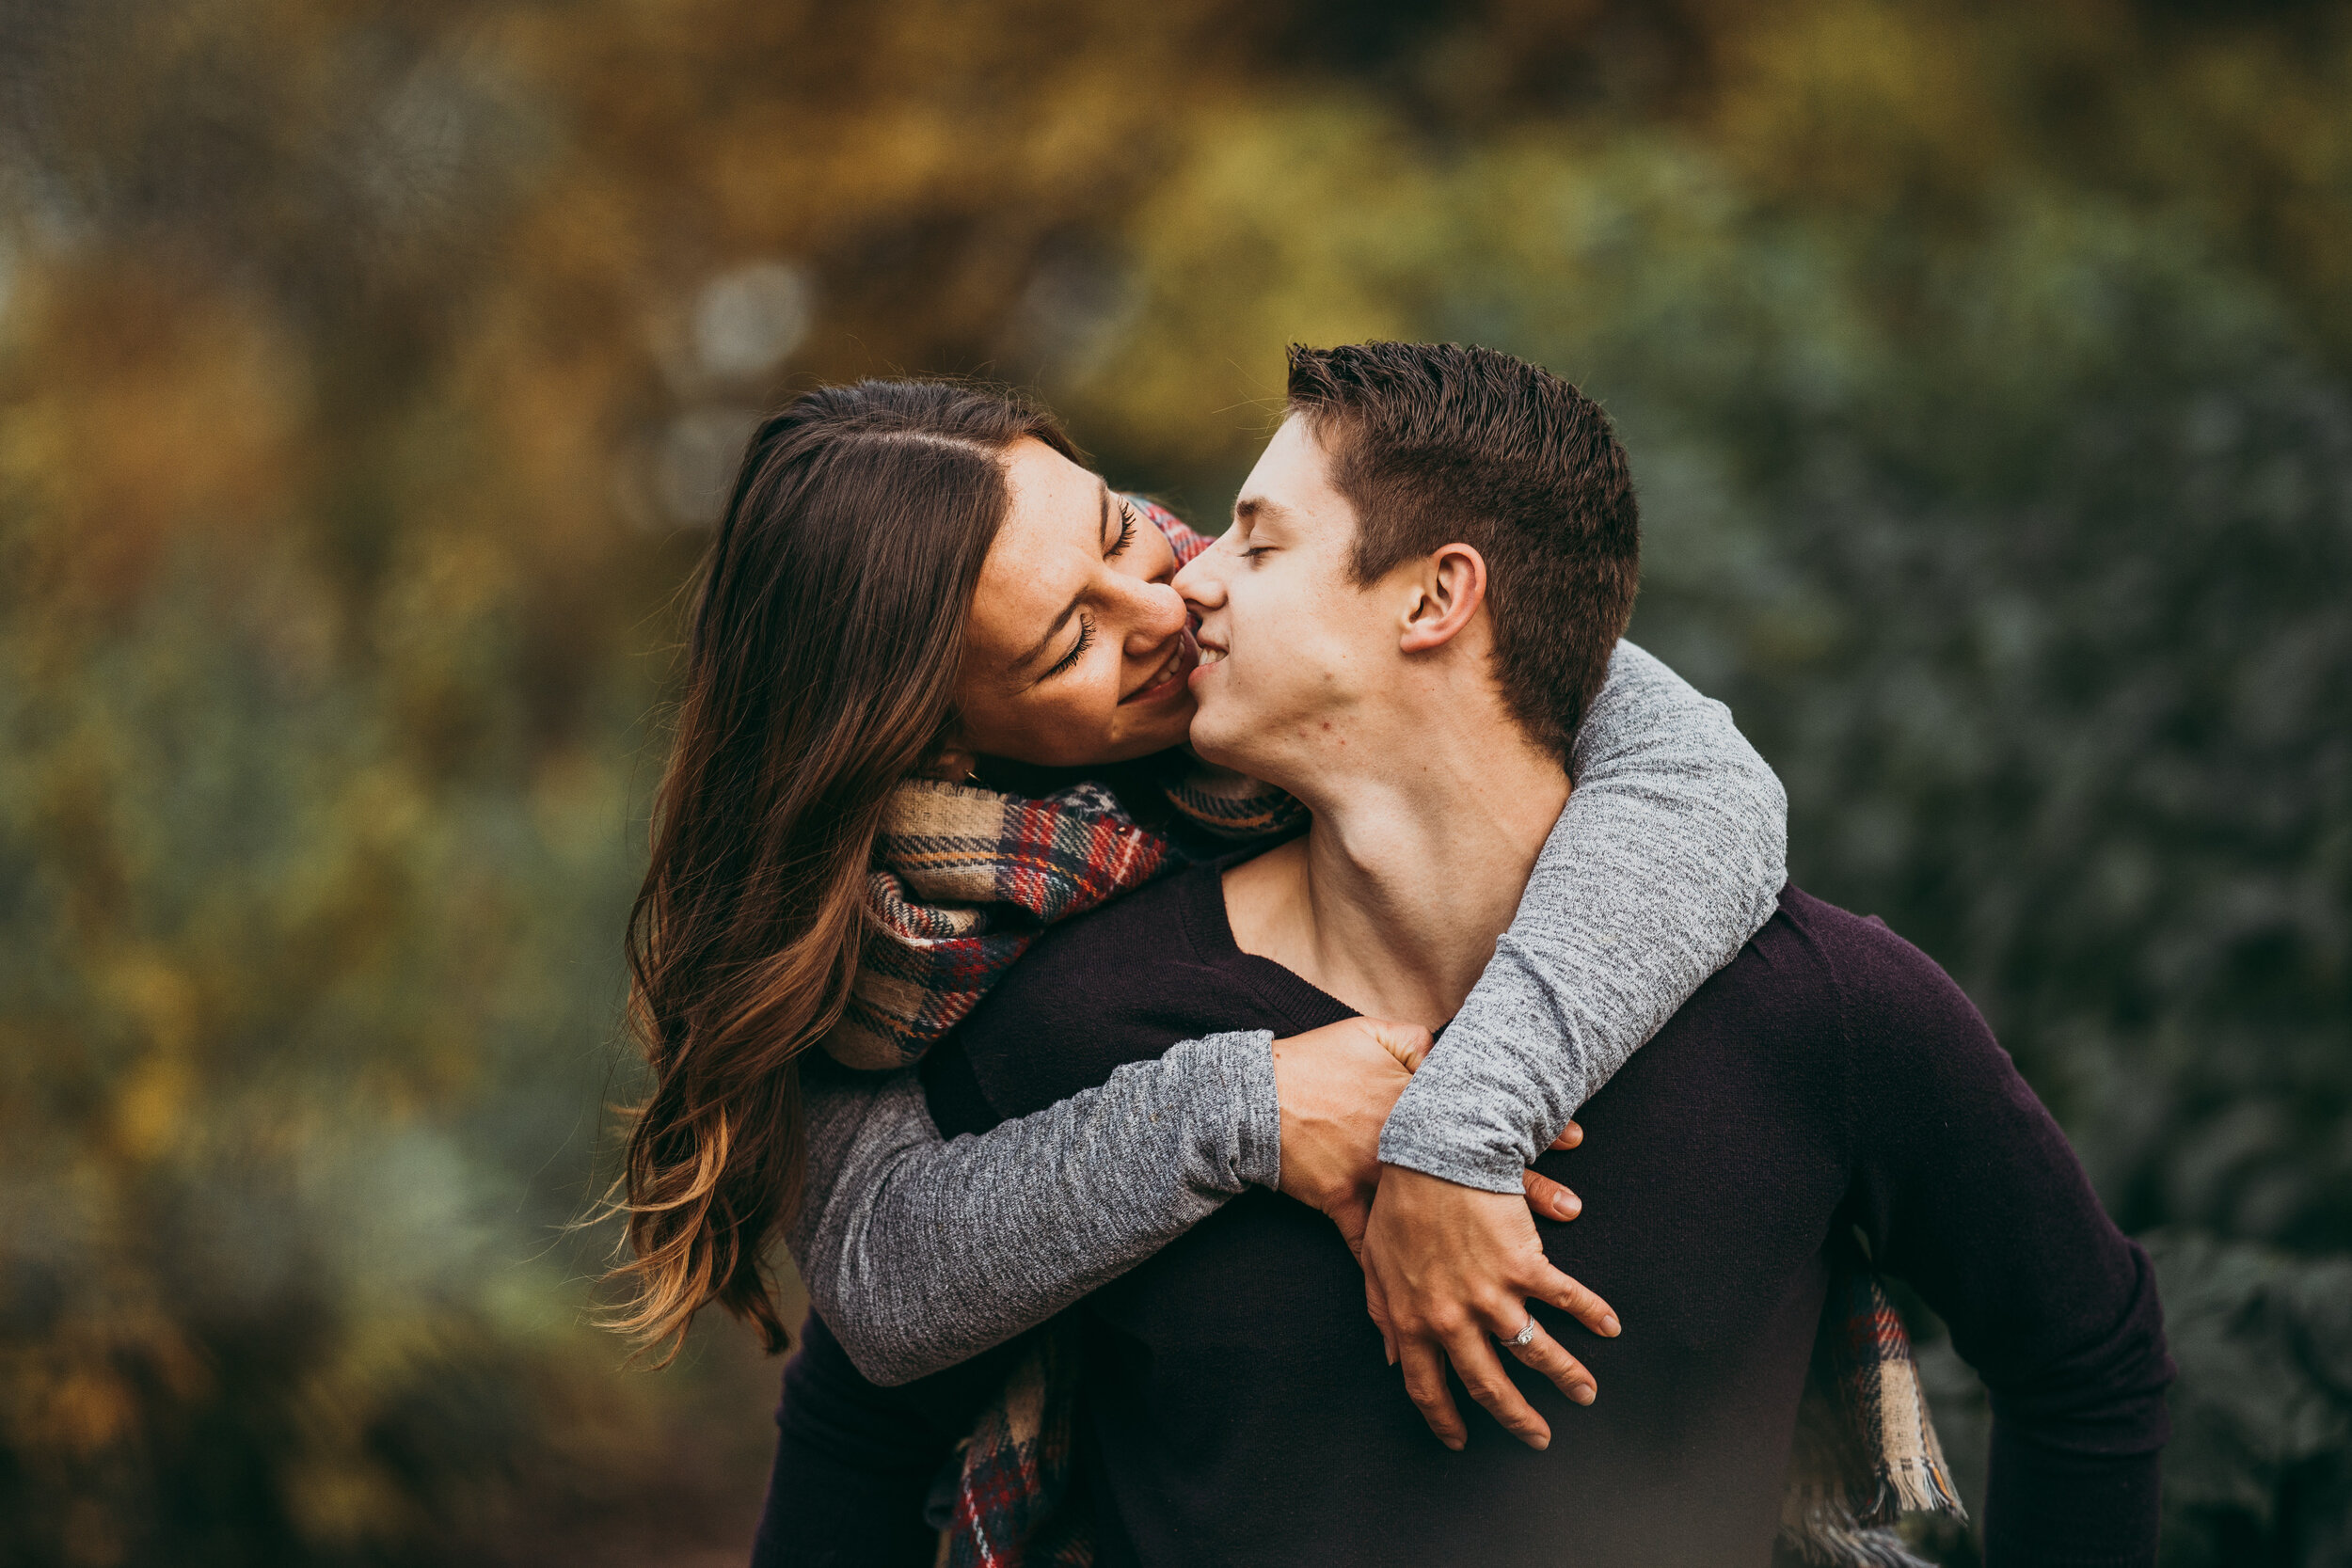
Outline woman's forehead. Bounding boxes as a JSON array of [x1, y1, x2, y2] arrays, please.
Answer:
[[970, 440, 1101, 659], [1000, 436, 1096, 521]]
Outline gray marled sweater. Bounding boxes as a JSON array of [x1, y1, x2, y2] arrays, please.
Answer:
[[790, 641, 1787, 1386]]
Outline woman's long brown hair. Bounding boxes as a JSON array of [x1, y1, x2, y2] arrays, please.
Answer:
[[612, 380, 1075, 1362]]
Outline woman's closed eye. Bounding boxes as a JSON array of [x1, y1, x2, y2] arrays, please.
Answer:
[[1041, 614, 1095, 680], [1106, 499, 1139, 559]]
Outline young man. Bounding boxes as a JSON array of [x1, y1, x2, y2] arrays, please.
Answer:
[[919, 342, 2171, 1565]]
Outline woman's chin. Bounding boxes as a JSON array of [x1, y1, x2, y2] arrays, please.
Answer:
[[1090, 701, 1197, 764]]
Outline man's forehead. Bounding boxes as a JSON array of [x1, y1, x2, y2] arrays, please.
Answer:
[[1235, 414, 1345, 530]]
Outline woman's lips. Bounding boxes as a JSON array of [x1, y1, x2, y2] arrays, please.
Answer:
[[1121, 630, 1200, 705]]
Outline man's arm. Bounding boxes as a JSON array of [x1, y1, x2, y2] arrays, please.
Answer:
[[1833, 906, 2172, 1568], [753, 1310, 1002, 1568], [1377, 640, 1788, 1187]]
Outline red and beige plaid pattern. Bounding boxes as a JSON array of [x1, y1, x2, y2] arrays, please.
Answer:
[[941, 1336, 1092, 1568], [1775, 1259, 1966, 1567], [824, 776, 1182, 1070]]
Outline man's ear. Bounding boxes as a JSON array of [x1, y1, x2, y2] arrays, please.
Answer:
[[1397, 543, 1487, 654]]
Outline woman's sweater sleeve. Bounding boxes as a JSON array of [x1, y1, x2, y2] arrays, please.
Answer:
[[1377, 640, 1789, 1192], [787, 1031, 1279, 1386]]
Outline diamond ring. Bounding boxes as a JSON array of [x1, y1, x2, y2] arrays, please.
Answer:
[[1503, 1317, 1538, 1349]]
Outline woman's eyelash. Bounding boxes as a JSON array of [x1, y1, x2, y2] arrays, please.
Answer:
[[1043, 614, 1095, 679], [1107, 500, 1139, 558]]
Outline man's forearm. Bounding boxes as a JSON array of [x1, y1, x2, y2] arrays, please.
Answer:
[[1379, 641, 1788, 1190], [1984, 1428, 2162, 1568]]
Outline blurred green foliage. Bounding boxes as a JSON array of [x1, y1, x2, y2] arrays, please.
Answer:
[[1, 1, 2345, 1562]]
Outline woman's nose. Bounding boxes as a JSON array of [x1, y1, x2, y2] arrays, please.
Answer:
[[1118, 578, 1188, 652]]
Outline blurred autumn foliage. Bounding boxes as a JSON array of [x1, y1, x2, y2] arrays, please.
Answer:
[[2, 1, 2348, 1563]]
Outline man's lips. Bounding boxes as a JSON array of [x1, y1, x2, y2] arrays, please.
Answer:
[[1188, 638, 1227, 688], [1120, 629, 1200, 705]]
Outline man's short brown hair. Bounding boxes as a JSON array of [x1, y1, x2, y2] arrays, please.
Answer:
[[1285, 341, 1641, 760]]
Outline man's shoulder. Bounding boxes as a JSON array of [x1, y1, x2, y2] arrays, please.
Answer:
[[981, 854, 1223, 999], [1750, 885, 1992, 1047], [950, 856, 1262, 1116]]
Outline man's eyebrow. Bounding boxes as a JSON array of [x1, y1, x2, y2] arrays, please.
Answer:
[[1009, 481, 1110, 676], [1232, 495, 1288, 531]]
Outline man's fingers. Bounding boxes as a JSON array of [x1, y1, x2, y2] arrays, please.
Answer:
[[1548, 1118, 1583, 1151], [1501, 1320, 1597, 1407], [1529, 1262, 1621, 1338], [1447, 1330, 1551, 1450], [1521, 1170, 1581, 1222], [1398, 1340, 1467, 1451]]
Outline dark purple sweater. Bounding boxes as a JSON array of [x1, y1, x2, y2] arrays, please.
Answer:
[[756, 866, 2171, 1567]]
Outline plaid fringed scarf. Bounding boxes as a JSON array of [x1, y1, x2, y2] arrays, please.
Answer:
[[827, 500, 1963, 1566], [1774, 1250, 1967, 1568]]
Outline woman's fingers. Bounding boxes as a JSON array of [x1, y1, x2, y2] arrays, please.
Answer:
[[1529, 1260, 1621, 1339], [1369, 1018, 1435, 1073], [1521, 1170, 1581, 1222], [1444, 1325, 1552, 1450], [1398, 1340, 1469, 1451], [1501, 1319, 1597, 1407], [1357, 1240, 1399, 1365], [1549, 1118, 1583, 1151]]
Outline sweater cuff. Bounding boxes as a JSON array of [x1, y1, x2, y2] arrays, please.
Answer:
[[1183, 1028, 1282, 1191], [1376, 1112, 1529, 1195]]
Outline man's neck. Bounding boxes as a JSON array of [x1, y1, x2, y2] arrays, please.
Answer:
[[1223, 725, 1569, 1028]]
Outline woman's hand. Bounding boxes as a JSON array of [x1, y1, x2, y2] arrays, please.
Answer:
[[1360, 1161, 1621, 1453], [1268, 1019, 1585, 1258], [1269, 1017, 1432, 1259]]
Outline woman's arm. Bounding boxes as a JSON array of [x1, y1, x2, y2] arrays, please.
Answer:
[[1377, 639, 1788, 1189], [791, 1034, 1279, 1386], [795, 1012, 1470, 1387]]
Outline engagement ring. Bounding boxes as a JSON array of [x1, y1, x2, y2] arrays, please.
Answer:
[[1504, 1318, 1537, 1349]]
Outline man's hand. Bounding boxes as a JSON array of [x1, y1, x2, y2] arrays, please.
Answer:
[[1360, 1163, 1621, 1452]]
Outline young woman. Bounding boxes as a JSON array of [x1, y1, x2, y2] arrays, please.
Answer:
[[609, 380, 1901, 1564]]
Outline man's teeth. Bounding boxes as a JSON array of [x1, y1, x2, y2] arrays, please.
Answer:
[[1199, 646, 1226, 664]]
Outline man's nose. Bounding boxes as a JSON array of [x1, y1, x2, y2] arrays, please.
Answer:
[[1172, 546, 1223, 613]]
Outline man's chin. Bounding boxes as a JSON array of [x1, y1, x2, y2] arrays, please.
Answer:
[[1182, 708, 1270, 780]]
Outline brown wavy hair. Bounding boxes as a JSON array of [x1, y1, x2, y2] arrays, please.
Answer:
[[611, 380, 1074, 1362]]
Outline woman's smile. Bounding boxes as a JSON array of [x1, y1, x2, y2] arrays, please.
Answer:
[[1122, 628, 1200, 705]]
